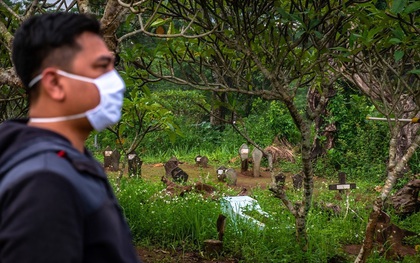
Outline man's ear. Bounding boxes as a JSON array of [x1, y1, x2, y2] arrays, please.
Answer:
[[39, 68, 65, 101]]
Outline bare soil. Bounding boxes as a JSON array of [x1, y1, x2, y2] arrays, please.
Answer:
[[139, 161, 274, 190]]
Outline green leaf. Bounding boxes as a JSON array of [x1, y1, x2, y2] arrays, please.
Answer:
[[389, 38, 402, 44], [404, 1, 420, 14], [295, 29, 305, 39], [391, 0, 408, 14], [392, 28, 405, 40], [367, 28, 382, 41], [309, 19, 320, 30], [167, 21, 175, 35], [394, 50, 404, 61], [314, 31, 323, 39], [277, 7, 291, 20], [141, 86, 151, 97], [408, 69, 420, 74], [330, 47, 349, 52], [150, 19, 168, 27]]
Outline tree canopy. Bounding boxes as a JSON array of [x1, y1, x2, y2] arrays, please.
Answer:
[[0, 0, 419, 261]]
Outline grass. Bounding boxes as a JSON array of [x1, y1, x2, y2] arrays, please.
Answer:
[[96, 140, 419, 263], [110, 171, 420, 262]]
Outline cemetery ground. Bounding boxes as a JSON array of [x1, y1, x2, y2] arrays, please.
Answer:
[[109, 160, 420, 263], [132, 161, 272, 263], [133, 162, 276, 263]]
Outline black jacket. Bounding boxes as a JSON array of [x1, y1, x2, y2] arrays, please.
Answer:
[[0, 119, 142, 263]]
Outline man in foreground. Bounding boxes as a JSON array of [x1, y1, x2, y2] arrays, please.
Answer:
[[0, 12, 142, 263]]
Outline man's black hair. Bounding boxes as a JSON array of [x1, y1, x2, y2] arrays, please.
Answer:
[[12, 12, 101, 90]]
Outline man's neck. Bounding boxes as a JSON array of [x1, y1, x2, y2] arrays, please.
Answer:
[[27, 121, 89, 153]]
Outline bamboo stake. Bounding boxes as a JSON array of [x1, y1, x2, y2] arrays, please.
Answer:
[[366, 117, 419, 123]]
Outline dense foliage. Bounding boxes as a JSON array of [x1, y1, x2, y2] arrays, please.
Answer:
[[113, 176, 420, 262], [89, 83, 393, 183]]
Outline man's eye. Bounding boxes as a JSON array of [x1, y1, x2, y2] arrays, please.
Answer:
[[114, 54, 120, 66], [95, 64, 109, 69]]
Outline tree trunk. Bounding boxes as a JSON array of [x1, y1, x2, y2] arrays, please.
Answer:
[[100, 0, 128, 53], [308, 85, 337, 160], [395, 97, 420, 175], [355, 131, 420, 262], [210, 91, 228, 127], [354, 198, 383, 263], [269, 96, 314, 251]]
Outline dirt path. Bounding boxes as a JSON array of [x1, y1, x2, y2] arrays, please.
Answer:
[[141, 161, 274, 189]]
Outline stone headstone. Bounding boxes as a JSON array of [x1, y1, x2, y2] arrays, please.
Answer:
[[252, 148, 263, 177], [225, 168, 237, 186], [195, 155, 202, 164], [391, 179, 420, 217], [274, 172, 286, 189], [239, 144, 249, 173], [239, 144, 249, 160]]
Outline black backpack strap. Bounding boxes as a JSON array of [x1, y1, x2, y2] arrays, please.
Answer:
[[0, 138, 108, 215], [0, 139, 71, 177]]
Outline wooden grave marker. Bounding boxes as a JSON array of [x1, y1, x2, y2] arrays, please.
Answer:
[[328, 172, 356, 193], [128, 151, 143, 178], [103, 146, 113, 169]]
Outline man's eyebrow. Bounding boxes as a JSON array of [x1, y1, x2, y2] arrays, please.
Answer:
[[95, 55, 114, 64]]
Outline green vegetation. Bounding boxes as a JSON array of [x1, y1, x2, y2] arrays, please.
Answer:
[[1, 1, 418, 261], [113, 177, 420, 262], [90, 86, 420, 262], [89, 85, 391, 183]]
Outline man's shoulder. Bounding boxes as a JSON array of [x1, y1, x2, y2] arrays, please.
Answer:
[[0, 143, 108, 214]]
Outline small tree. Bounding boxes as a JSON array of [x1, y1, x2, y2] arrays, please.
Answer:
[[339, 2, 420, 262], [119, 0, 364, 249], [110, 85, 179, 157]]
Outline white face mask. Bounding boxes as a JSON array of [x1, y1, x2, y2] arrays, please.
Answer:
[[28, 69, 126, 131]]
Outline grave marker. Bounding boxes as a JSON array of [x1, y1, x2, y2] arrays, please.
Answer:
[[171, 167, 189, 183], [103, 146, 113, 169], [239, 144, 249, 173], [292, 173, 303, 190], [328, 172, 356, 193], [164, 156, 180, 178], [225, 168, 237, 186], [251, 148, 263, 177], [110, 149, 121, 172], [217, 166, 227, 182], [195, 155, 209, 168], [128, 151, 143, 178]]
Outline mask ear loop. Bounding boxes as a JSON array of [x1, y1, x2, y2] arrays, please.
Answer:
[[28, 74, 43, 88], [29, 70, 96, 123], [29, 113, 88, 123], [28, 69, 96, 89], [56, 70, 96, 83]]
